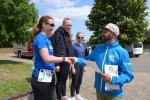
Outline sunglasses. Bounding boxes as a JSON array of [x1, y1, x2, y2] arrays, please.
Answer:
[[77, 37, 84, 39], [46, 22, 55, 27]]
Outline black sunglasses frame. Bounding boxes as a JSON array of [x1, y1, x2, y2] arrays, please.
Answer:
[[77, 37, 84, 39], [46, 22, 55, 27]]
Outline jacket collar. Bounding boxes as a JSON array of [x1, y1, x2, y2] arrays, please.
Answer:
[[105, 40, 120, 47], [74, 42, 83, 46], [57, 26, 68, 35]]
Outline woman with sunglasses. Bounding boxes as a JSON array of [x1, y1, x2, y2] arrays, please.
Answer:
[[70, 32, 87, 100], [31, 15, 73, 100]]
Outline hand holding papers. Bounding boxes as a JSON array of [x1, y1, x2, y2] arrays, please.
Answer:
[[99, 70, 112, 82]]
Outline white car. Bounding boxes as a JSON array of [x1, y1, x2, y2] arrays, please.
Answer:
[[123, 42, 143, 57], [132, 42, 143, 57]]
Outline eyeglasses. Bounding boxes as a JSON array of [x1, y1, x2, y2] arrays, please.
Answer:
[[77, 37, 84, 39], [102, 29, 110, 34], [45, 22, 55, 30], [46, 22, 55, 27], [67, 24, 72, 27]]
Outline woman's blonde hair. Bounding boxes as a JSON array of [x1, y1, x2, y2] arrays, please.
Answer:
[[76, 32, 84, 37]]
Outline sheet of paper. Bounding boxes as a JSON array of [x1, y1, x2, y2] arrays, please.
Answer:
[[104, 64, 120, 91], [105, 64, 118, 76], [38, 69, 52, 82]]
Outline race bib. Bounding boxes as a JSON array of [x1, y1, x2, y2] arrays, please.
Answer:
[[38, 69, 52, 82]]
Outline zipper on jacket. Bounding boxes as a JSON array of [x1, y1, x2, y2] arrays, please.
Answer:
[[100, 46, 109, 92]]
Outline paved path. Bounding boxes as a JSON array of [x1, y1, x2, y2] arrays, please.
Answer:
[[0, 52, 150, 100], [0, 53, 33, 64], [81, 62, 150, 100]]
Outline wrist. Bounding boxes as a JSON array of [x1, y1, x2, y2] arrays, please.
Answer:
[[62, 56, 65, 62], [74, 57, 77, 63], [109, 76, 112, 82]]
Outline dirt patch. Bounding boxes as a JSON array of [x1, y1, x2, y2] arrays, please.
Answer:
[[0, 48, 13, 53]]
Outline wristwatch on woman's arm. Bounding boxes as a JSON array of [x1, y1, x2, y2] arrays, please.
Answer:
[[62, 56, 65, 62]]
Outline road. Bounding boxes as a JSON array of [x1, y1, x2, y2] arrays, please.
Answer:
[[0, 52, 150, 100], [82, 52, 150, 100]]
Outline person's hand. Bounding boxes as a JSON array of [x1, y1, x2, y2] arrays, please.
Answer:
[[67, 57, 85, 65], [68, 57, 76, 64], [64, 57, 73, 64], [99, 72, 112, 82], [55, 66, 60, 72], [71, 64, 76, 74]]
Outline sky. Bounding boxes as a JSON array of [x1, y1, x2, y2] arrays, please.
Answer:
[[146, 0, 150, 29], [30, 0, 150, 40]]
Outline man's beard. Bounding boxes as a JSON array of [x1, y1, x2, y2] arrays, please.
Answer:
[[102, 34, 113, 42], [66, 29, 71, 36]]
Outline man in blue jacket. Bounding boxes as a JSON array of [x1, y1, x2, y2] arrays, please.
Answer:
[[76, 23, 134, 100]]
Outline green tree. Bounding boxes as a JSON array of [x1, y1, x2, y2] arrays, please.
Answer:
[[144, 29, 150, 43], [86, 0, 149, 46], [0, 0, 38, 47]]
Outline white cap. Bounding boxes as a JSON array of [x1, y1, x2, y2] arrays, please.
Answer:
[[105, 23, 120, 36]]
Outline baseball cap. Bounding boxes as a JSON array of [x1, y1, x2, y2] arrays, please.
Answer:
[[104, 23, 120, 36]]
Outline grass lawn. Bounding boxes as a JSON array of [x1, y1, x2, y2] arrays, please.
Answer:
[[0, 60, 32, 99], [0, 48, 13, 53]]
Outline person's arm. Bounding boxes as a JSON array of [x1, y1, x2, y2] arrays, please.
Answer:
[[85, 49, 96, 61], [111, 51, 134, 85], [39, 48, 72, 64], [35, 34, 72, 64], [74, 47, 97, 64]]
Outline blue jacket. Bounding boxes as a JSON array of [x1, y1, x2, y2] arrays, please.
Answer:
[[85, 41, 134, 96]]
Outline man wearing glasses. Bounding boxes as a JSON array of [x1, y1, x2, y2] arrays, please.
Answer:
[[70, 32, 87, 100]]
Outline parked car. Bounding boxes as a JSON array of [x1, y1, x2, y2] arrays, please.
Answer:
[[132, 42, 143, 57], [123, 42, 143, 57], [13, 42, 33, 57]]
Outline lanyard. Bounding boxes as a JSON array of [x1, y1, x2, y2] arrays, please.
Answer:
[[100, 46, 109, 92]]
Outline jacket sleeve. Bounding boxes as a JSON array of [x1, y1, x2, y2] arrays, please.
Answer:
[[85, 47, 97, 61], [76, 46, 98, 64], [111, 51, 134, 85]]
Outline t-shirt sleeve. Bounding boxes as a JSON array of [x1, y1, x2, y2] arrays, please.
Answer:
[[35, 35, 47, 49]]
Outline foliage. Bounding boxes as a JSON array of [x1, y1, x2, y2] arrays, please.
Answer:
[[86, 0, 149, 46], [144, 29, 150, 43], [0, 0, 38, 47]]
